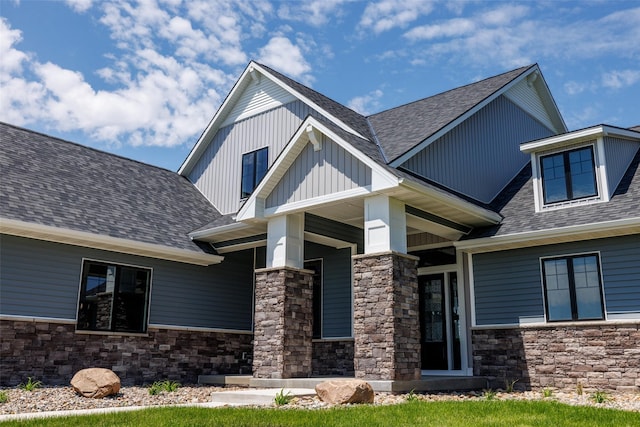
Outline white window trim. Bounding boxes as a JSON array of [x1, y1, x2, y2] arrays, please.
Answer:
[[532, 140, 609, 213]]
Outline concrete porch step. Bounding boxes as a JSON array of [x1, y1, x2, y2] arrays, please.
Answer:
[[200, 375, 487, 393], [209, 388, 316, 406]]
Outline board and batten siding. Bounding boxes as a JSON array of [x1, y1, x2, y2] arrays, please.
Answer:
[[266, 135, 371, 209], [188, 100, 316, 215], [305, 241, 353, 338], [472, 234, 640, 325], [0, 234, 254, 330], [401, 96, 554, 204], [603, 137, 639, 193]]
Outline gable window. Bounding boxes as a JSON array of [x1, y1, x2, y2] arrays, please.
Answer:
[[241, 147, 268, 199], [540, 146, 597, 204], [541, 254, 604, 322], [77, 260, 151, 333]]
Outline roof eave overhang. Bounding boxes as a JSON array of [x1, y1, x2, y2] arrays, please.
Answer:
[[178, 61, 367, 177], [188, 221, 250, 241], [454, 217, 640, 254], [398, 178, 502, 226], [521, 125, 640, 153], [1, 218, 224, 266], [389, 65, 567, 167]]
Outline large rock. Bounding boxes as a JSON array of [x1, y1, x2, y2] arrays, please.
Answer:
[[315, 379, 375, 404], [71, 368, 121, 398]]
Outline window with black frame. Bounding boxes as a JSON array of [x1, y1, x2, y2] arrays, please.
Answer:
[[541, 253, 604, 322], [241, 147, 268, 199], [540, 146, 598, 204], [77, 260, 151, 333]]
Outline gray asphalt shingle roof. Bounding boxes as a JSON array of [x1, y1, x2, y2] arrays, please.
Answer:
[[0, 122, 221, 254], [368, 65, 534, 163], [467, 145, 640, 239]]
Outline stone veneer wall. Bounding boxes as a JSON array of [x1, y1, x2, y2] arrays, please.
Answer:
[[253, 267, 313, 379], [312, 340, 354, 376], [0, 319, 253, 387], [353, 252, 420, 381], [473, 323, 640, 391]]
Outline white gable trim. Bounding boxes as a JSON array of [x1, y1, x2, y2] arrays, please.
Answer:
[[1, 218, 224, 266], [390, 65, 567, 167], [236, 116, 399, 221], [179, 61, 366, 176]]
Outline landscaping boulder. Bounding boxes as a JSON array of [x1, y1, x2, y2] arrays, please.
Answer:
[[315, 379, 374, 404], [71, 368, 121, 398]]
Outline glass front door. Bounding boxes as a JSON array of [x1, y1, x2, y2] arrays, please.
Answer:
[[419, 272, 461, 371]]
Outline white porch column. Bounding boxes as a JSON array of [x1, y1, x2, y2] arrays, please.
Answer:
[[364, 195, 407, 254], [266, 212, 304, 268]]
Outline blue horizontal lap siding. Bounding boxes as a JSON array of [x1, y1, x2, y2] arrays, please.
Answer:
[[472, 235, 640, 325], [305, 241, 352, 338], [0, 235, 254, 330]]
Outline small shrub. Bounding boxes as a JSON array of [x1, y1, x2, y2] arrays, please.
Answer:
[[148, 380, 180, 395], [505, 379, 519, 393], [19, 377, 42, 392], [482, 389, 497, 400], [274, 388, 293, 406], [591, 390, 609, 404], [576, 382, 583, 396], [405, 389, 419, 402], [542, 388, 553, 398], [0, 390, 8, 403]]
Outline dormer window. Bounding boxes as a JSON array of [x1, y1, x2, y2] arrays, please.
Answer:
[[540, 146, 597, 204]]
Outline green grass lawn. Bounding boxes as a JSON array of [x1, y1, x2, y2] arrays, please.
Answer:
[[2, 400, 639, 427]]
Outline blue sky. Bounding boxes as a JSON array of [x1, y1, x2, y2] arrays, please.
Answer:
[[1, 0, 639, 171]]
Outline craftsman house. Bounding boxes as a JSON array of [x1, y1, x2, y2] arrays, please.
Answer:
[[1, 61, 638, 391]]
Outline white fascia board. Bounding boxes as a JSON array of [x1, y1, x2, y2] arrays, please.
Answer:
[[178, 63, 256, 176], [188, 221, 250, 241], [398, 179, 502, 225], [390, 65, 541, 167], [521, 125, 640, 153], [454, 217, 640, 253], [236, 116, 400, 221], [1, 218, 224, 266]]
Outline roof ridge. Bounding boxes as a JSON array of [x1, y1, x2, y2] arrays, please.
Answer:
[[0, 121, 178, 175], [368, 64, 535, 118]]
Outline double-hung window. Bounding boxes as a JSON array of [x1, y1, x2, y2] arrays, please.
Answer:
[[541, 254, 604, 322], [77, 260, 151, 333], [540, 146, 597, 204], [241, 147, 268, 199]]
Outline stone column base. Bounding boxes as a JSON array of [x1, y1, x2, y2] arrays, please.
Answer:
[[353, 252, 420, 381]]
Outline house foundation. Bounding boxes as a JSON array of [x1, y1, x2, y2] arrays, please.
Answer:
[[352, 252, 421, 381], [473, 323, 640, 391], [252, 267, 314, 379]]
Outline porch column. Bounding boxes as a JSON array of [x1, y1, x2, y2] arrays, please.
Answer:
[[253, 213, 314, 378], [353, 195, 421, 380]]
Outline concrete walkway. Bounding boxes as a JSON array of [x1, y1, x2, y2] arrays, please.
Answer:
[[0, 388, 317, 422]]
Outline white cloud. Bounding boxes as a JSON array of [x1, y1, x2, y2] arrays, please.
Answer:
[[359, 0, 436, 34], [601, 69, 640, 89], [65, 0, 93, 13], [278, 0, 348, 27], [400, 5, 640, 69], [347, 89, 384, 116], [564, 81, 587, 96], [257, 36, 312, 83]]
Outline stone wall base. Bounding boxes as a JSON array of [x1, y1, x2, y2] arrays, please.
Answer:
[[312, 340, 354, 376], [472, 323, 640, 391], [0, 319, 253, 386]]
